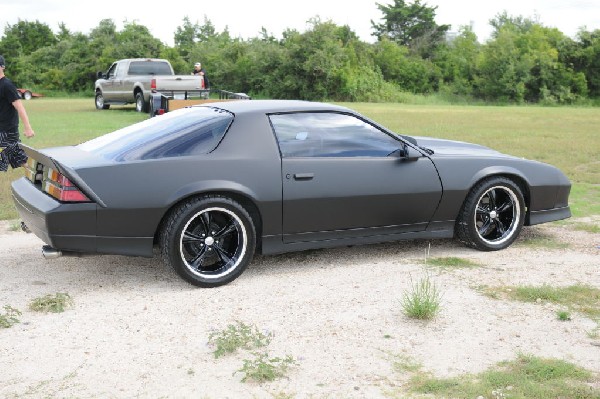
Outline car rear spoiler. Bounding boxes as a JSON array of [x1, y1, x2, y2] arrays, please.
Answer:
[[18, 143, 107, 207]]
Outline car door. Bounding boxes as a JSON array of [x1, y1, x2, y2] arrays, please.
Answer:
[[102, 63, 118, 101], [270, 112, 443, 243]]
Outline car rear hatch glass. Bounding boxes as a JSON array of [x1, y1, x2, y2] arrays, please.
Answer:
[[78, 107, 233, 161]]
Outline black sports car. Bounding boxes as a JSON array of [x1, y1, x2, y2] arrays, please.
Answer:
[[12, 100, 571, 287]]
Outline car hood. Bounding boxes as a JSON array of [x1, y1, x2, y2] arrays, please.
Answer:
[[413, 136, 513, 158]]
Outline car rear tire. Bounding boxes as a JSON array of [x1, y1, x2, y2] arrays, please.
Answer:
[[456, 177, 525, 251], [135, 92, 148, 113], [22, 90, 33, 100], [95, 92, 110, 109], [160, 195, 256, 287]]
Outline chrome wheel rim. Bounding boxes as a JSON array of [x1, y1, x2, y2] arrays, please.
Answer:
[[179, 207, 247, 279], [474, 186, 521, 245], [96, 94, 104, 108], [135, 95, 143, 112]]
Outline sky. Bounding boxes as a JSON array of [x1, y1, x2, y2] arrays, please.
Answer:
[[2, 0, 600, 46]]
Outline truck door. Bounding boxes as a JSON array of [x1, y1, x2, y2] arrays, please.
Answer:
[[101, 63, 118, 101]]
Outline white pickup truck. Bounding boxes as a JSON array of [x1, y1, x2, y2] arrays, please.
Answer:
[[94, 58, 204, 112]]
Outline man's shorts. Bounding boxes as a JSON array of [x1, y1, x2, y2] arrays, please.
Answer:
[[0, 131, 28, 172]]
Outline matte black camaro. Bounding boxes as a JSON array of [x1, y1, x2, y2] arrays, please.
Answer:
[[12, 100, 571, 287]]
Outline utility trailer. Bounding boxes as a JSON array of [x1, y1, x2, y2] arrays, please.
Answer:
[[149, 89, 250, 117]]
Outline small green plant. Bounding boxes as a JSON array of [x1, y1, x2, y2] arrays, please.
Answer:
[[237, 352, 296, 383], [29, 292, 73, 313], [401, 274, 442, 320], [556, 310, 572, 321], [426, 256, 479, 269], [208, 321, 272, 358], [0, 305, 22, 328]]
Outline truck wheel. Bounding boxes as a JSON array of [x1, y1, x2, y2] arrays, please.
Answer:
[[135, 92, 148, 113], [95, 92, 110, 110]]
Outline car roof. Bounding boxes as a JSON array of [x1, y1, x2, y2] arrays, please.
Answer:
[[197, 99, 353, 115]]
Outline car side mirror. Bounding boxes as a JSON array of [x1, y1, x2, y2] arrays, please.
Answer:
[[393, 143, 420, 161]]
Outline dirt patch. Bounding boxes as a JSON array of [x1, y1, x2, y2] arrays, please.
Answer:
[[0, 220, 599, 398]]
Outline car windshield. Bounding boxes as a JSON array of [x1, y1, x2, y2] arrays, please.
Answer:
[[79, 107, 233, 161]]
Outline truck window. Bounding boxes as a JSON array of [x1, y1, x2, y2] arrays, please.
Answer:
[[107, 63, 117, 79], [128, 61, 173, 75]]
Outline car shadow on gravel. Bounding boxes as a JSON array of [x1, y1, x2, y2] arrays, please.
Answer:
[[247, 237, 465, 277]]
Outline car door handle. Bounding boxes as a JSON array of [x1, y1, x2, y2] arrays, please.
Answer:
[[293, 173, 314, 180]]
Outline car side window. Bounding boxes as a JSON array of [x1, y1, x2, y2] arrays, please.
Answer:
[[270, 112, 401, 158], [107, 63, 117, 79]]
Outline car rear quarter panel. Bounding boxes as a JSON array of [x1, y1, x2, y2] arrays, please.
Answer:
[[79, 112, 283, 240]]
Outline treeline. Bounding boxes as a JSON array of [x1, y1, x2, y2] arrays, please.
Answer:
[[1, 3, 599, 104]]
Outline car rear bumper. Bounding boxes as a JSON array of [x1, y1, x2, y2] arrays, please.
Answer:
[[12, 177, 155, 257], [11, 177, 97, 252]]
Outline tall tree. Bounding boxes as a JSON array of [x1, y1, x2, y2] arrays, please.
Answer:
[[566, 29, 600, 98], [0, 20, 57, 83], [371, 0, 450, 58], [174, 17, 200, 60]]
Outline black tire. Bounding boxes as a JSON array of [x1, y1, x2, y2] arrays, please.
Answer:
[[95, 92, 109, 109], [22, 90, 32, 100], [456, 177, 525, 251], [135, 92, 148, 113], [160, 195, 256, 287]]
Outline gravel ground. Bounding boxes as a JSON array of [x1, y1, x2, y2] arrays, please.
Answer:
[[0, 219, 599, 398]]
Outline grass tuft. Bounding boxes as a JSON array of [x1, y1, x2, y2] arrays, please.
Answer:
[[401, 274, 442, 320], [406, 354, 598, 399], [29, 292, 73, 313], [482, 284, 600, 319], [556, 310, 572, 321]]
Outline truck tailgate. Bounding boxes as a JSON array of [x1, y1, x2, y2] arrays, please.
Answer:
[[154, 76, 204, 91]]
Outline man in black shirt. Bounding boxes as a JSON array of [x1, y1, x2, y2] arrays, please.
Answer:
[[0, 55, 34, 171], [191, 62, 210, 89]]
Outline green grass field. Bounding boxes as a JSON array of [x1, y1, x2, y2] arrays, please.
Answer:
[[1, 98, 598, 220]]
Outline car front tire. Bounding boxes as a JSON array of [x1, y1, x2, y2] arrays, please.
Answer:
[[95, 92, 110, 109], [22, 90, 32, 100], [456, 177, 525, 251], [160, 195, 256, 287]]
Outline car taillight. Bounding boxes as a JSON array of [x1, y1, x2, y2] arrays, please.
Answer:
[[151, 78, 156, 91], [43, 167, 90, 202], [24, 158, 43, 183]]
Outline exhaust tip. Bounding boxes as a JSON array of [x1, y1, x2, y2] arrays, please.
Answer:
[[21, 221, 31, 234], [42, 245, 62, 259]]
